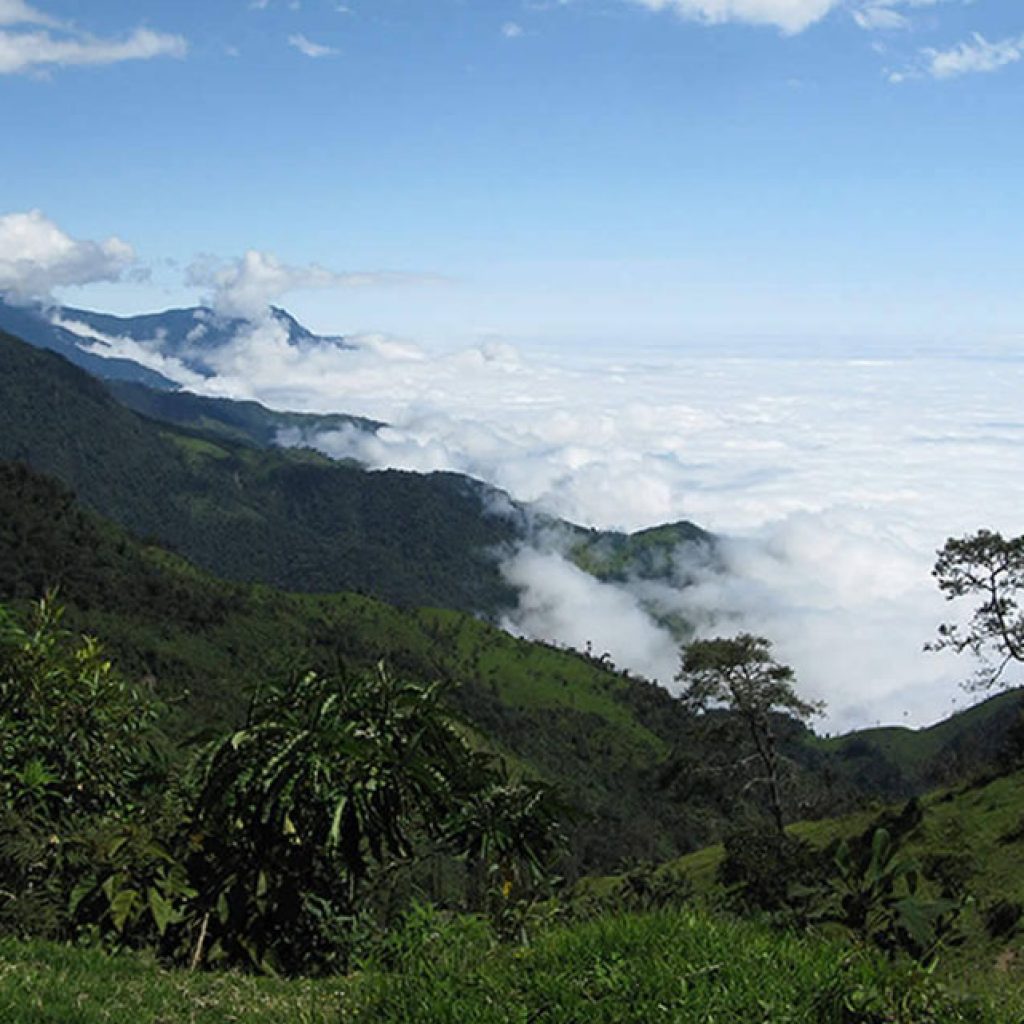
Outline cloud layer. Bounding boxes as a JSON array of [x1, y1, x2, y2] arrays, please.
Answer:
[[84, 294, 1023, 732]]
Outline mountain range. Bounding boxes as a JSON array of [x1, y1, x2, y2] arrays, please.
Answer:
[[1, 303, 1020, 870]]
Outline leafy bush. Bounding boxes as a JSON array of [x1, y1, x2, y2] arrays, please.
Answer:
[[817, 828, 964, 964], [717, 825, 821, 912], [0, 599, 167, 943], [188, 664, 566, 972]]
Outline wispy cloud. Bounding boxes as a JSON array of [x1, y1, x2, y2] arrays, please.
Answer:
[[0, 0, 59, 27], [625, 0, 842, 35], [890, 31, 1024, 82], [0, 1, 185, 75], [187, 249, 445, 320], [852, 0, 953, 32], [502, 21, 524, 39], [287, 32, 337, 58]]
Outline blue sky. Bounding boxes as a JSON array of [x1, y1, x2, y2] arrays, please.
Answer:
[[3, 0, 1024, 725], [2, 0, 1022, 347]]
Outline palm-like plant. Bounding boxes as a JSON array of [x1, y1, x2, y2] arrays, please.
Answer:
[[190, 663, 477, 972]]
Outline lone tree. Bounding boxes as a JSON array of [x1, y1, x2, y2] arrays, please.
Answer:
[[676, 634, 823, 834], [929, 530, 1024, 690]]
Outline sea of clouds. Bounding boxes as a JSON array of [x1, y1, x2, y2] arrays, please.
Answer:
[[9, 208, 1017, 733], [76, 302, 1024, 733]]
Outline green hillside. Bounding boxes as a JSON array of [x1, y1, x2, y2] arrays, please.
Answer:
[[800, 691, 1024, 805], [106, 378, 383, 450], [0, 460, 721, 871], [661, 765, 1024, 985], [3, 450, 1017, 870], [0, 329, 524, 614], [0, 329, 712, 619]]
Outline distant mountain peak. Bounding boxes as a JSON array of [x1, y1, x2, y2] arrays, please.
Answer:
[[0, 295, 352, 389]]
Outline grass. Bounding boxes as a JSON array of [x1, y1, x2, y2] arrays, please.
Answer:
[[7, 762, 1024, 1024], [0, 939, 342, 1024], [3, 908, 1016, 1024]]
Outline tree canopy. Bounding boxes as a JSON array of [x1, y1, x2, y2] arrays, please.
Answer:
[[677, 634, 823, 833], [930, 530, 1024, 690]]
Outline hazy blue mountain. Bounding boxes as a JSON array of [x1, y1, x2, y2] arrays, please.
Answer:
[[0, 296, 179, 389], [0, 297, 352, 387]]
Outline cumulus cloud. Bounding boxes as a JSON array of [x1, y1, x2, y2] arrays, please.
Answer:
[[0, 210, 137, 300], [287, 33, 337, 58], [626, 0, 841, 34], [186, 249, 444, 321], [0, 1, 186, 76]]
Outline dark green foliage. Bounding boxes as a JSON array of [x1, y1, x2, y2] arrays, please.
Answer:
[[184, 665, 566, 973], [931, 529, 1024, 689], [0, 599, 169, 944], [106, 379, 382, 449], [678, 634, 824, 832], [0, 597, 161, 821], [821, 827, 964, 963], [717, 826, 821, 912], [982, 899, 1021, 939], [0, 330, 522, 613]]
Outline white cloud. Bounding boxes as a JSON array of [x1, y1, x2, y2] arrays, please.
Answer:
[[852, 0, 955, 31], [626, 0, 841, 34], [888, 31, 1024, 82], [186, 249, 444, 320], [923, 32, 1024, 79], [51, 315, 208, 389], [0, 3, 186, 76], [502, 21, 524, 38], [287, 32, 337, 58], [0, 210, 136, 300], [853, 4, 908, 30], [501, 546, 682, 684], [0, 0, 58, 27], [95, 282, 1024, 730]]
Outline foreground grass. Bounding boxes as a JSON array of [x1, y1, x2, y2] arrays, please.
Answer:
[[4, 907, 1011, 1024], [0, 939, 342, 1024], [344, 907, 1018, 1023]]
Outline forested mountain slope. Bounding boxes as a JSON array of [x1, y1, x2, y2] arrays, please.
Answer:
[[0, 330, 525, 612], [0, 459, 756, 870], [0, 330, 713, 616]]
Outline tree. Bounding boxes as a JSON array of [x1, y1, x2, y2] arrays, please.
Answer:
[[191, 663, 476, 972], [930, 530, 1024, 689], [190, 662, 565, 972], [675, 634, 822, 834]]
